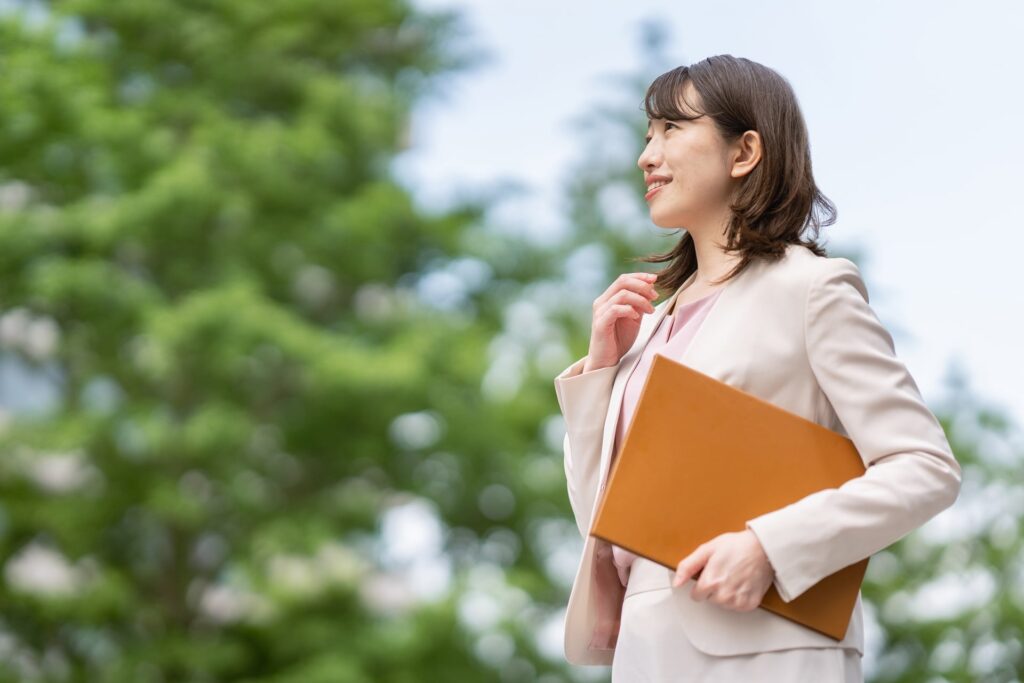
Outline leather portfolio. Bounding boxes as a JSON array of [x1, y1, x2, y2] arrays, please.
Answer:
[[590, 352, 869, 641]]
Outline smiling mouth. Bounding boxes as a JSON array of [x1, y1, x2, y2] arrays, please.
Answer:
[[645, 180, 670, 200]]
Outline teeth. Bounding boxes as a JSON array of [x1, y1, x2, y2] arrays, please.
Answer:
[[648, 180, 670, 190]]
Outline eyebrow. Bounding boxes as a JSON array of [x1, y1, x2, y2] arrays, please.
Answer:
[[644, 118, 683, 135]]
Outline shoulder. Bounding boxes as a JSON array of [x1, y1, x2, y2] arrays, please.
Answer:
[[758, 243, 869, 303]]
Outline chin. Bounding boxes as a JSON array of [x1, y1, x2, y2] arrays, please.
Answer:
[[649, 210, 685, 230]]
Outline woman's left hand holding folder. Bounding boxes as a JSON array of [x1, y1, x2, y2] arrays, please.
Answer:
[[671, 530, 775, 612]]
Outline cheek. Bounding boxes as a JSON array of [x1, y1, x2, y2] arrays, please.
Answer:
[[668, 145, 714, 180], [681, 149, 731, 192]]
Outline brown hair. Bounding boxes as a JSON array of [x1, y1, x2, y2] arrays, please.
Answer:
[[633, 54, 835, 294]]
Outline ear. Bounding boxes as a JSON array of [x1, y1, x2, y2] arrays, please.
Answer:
[[729, 130, 763, 179]]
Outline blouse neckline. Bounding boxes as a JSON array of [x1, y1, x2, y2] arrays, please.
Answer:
[[665, 288, 721, 318]]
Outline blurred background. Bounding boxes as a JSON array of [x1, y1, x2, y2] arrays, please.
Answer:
[[0, 0, 1021, 681]]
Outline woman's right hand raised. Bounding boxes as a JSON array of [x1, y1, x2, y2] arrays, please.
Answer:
[[583, 272, 660, 372]]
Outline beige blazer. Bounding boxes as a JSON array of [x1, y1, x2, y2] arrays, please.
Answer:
[[553, 242, 962, 665]]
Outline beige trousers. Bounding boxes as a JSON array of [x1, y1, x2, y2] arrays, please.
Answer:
[[610, 562, 864, 682]]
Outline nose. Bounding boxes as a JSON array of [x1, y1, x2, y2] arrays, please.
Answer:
[[637, 138, 660, 173]]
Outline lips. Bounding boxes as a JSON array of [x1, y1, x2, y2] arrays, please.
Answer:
[[645, 180, 670, 201]]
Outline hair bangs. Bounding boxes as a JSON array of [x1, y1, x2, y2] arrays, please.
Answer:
[[643, 67, 705, 123]]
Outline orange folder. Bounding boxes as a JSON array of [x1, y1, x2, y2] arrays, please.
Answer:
[[590, 353, 869, 641]]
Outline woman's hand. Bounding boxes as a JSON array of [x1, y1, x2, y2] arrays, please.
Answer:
[[584, 272, 659, 372], [671, 530, 775, 612]]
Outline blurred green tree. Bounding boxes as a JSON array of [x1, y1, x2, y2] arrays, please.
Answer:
[[0, 1, 578, 681]]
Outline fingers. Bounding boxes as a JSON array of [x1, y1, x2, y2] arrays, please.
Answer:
[[584, 273, 660, 371], [674, 539, 768, 612], [698, 586, 759, 612], [733, 595, 761, 612], [593, 273, 658, 312], [690, 567, 724, 603], [673, 543, 712, 589], [593, 283, 658, 327], [593, 292, 656, 328]]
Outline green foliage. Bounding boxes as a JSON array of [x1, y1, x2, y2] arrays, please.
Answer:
[[0, 1, 567, 680]]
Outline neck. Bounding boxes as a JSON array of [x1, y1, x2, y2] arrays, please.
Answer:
[[688, 218, 741, 287]]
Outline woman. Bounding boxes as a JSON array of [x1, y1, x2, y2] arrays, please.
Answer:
[[553, 55, 962, 681]]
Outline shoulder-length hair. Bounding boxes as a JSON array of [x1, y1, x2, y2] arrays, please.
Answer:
[[634, 54, 836, 293]]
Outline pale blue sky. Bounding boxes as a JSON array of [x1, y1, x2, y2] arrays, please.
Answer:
[[399, 0, 1024, 431]]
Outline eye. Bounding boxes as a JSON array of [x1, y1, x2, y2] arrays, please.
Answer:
[[645, 121, 680, 144]]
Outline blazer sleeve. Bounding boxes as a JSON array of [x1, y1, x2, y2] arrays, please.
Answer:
[[554, 355, 619, 539], [744, 257, 963, 602]]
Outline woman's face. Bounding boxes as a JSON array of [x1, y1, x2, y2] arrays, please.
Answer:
[[637, 83, 739, 232]]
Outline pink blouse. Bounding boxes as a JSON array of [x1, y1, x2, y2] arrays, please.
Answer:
[[609, 287, 725, 587]]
